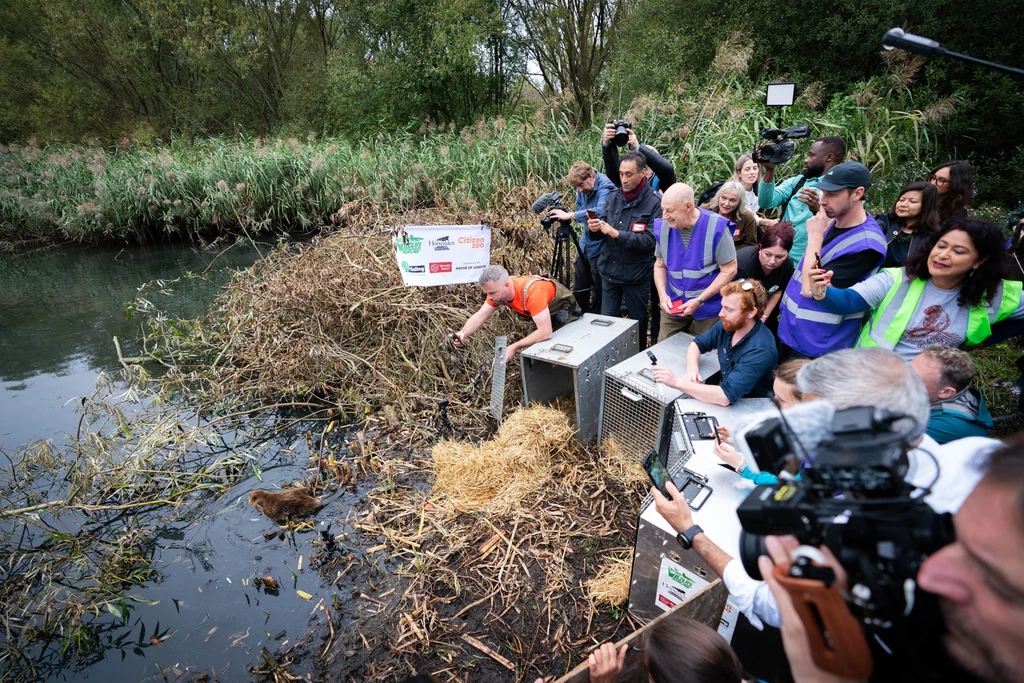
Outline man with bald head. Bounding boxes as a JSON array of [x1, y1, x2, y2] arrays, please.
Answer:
[[653, 183, 738, 341]]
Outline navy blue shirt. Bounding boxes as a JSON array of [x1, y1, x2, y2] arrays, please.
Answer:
[[693, 320, 778, 404]]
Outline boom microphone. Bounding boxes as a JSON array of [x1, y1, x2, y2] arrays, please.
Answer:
[[881, 28, 945, 57]]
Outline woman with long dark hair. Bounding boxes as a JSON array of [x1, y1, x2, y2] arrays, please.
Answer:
[[928, 160, 974, 223], [806, 218, 1024, 360], [877, 181, 940, 267], [734, 222, 795, 323]]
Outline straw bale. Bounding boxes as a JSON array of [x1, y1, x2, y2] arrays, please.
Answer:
[[430, 405, 576, 513], [586, 554, 632, 606]]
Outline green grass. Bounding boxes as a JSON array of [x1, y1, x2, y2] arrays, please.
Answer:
[[0, 73, 959, 244]]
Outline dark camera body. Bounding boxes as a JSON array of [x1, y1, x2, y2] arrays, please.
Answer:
[[751, 125, 811, 165], [610, 119, 632, 147], [532, 191, 568, 231], [737, 406, 955, 657]]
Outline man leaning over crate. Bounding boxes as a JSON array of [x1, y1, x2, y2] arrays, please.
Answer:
[[453, 265, 576, 364]]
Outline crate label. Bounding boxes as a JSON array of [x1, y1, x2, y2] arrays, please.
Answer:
[[717, 599, 739, 643], [654, 555, 710, 612]]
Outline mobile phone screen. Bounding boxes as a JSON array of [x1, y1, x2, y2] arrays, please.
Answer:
[[643, 451, 672, 499]]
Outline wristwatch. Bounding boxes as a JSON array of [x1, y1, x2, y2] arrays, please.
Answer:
[[676, 525, 704, 550], [695, 295, 705, 306]]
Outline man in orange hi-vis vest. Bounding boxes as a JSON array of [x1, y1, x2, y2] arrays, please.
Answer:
[[453, 265, 576, 364]]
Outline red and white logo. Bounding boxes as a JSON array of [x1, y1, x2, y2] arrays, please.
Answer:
[[632, 222, 646, 233], [429, 262, 453, 273]]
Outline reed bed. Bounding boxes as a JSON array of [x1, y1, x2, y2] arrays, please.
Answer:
[[1, 71, 949, 245]]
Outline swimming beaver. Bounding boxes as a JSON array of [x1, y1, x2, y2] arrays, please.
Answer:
[[249, 488, 322, 523]]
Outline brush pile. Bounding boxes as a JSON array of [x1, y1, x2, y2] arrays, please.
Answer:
[[146, 194, 557, 424]]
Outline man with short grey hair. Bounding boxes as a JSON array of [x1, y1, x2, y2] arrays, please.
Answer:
[[453, 265, 575, 363], [911, 345, 994, 444], [796, 347, 993, 514]]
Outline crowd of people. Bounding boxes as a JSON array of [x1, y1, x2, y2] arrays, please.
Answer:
[[448, 127, 1024, 683]]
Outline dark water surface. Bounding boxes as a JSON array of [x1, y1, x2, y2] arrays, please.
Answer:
[[0, 242, 378, 681]]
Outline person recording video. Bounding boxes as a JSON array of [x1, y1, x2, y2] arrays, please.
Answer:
[[757, 136, 846, 266], [546, 161, 617, 314]]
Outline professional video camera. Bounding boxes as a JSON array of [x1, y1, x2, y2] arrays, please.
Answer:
[[531, 191, 581, 289], [735, 404, 954, 678], [609, 119, 632, 147], [750, 125, 811, 165]]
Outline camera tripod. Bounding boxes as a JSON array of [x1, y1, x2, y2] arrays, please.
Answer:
[[549, 219, 584, 290]]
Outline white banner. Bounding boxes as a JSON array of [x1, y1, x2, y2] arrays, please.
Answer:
[[393, 224, 492, 286]]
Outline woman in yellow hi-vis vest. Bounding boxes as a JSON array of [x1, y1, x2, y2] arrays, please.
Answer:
[[806, 218, 1023, 361]]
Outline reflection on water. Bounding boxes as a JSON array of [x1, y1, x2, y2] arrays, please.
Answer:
[[0, 242, 264, 451]]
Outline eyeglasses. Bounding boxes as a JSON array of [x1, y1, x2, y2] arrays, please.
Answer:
[[735, 278, 754, 291], [929, 175, 950, 186]]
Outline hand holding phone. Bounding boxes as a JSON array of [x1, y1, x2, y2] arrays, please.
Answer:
[[586, 209, 598, 219], [643, 450, 673, 499], [814, 251, 822, 271]]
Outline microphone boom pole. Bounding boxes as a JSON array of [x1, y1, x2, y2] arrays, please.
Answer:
[[882, 28, 1024, 80]]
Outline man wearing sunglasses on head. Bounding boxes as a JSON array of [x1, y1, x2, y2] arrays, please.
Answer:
[[652, 278, 778, 406]]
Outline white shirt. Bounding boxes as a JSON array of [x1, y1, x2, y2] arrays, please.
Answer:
[[721, 435, 1002, 630]]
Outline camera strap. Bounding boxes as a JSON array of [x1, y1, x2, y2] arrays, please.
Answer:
[[783, 176, 809, 216]]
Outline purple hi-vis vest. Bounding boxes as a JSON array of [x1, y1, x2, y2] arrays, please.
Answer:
[[778, 216, 887, 357], [653, 209, 729, 320]]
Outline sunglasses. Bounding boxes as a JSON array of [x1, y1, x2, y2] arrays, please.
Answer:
[[735, 278, 755, 291]]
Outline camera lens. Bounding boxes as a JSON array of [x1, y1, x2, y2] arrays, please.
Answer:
[[614, 124, 629, 147], [739, 529, 767, 580]]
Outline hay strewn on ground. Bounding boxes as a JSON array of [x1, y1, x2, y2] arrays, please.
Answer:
[[347, 404, 643, 681], [431, 405, 576, 513], [145, 198, 555, 422], [586, 554, 633, 607]]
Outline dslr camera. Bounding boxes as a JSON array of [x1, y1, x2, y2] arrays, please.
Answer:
[[608, 119, 632, 147], [750, 125, 811, 165], [736, 405, 954, 677]]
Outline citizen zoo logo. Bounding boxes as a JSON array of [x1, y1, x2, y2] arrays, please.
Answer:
[[429, 236, 452, 251]]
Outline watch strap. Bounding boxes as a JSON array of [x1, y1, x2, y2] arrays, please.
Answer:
[[677, 524, 703, 550]]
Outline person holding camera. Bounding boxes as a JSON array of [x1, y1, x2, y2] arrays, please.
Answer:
[[452, 265, 575, 363], [588, 151, 662, 348], [602, 122, 677, 192], [757, 136, 846, 266], [547, 161, 617, 314], [778, 161, 886, 359], [651, 183, 738, 342]]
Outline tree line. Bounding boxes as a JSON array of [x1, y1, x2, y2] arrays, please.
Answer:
[[1, 0, 1022, 203]]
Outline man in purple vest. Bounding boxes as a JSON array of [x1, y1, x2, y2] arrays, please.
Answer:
[[777, 161, 887, 358], [653, 184, 738, 342]]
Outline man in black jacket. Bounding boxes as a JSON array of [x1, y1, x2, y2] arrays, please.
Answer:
[[602, 123, 676, 192], [588, 151, 662, 348]]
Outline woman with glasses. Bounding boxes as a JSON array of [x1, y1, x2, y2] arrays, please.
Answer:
[[734, 222, 795, 325], [877, 181, 941, 268], [928, 160, 974, 223]]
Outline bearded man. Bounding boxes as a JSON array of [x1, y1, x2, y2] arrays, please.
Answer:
[[652, 278, 778, 406]]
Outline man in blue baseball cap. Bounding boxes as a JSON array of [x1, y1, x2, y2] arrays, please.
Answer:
[[776, 161, 887, 358]]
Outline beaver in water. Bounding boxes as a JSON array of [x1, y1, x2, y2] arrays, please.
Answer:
[[249, 487, 322, 523]]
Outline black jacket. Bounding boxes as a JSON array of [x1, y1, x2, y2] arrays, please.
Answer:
[[590, 181, 661, 284], [603, 144, 676, 191]]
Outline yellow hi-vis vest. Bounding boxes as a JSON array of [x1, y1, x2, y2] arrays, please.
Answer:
[[857, 268, 1023, 350]]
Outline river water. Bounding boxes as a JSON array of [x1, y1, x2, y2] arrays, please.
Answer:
[[0, 242, 377, 681]]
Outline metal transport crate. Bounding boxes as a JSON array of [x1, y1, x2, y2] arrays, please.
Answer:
[[521, 314, 638, 443], [598, 332, 721, 464], [628, 398, 772, 623]]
